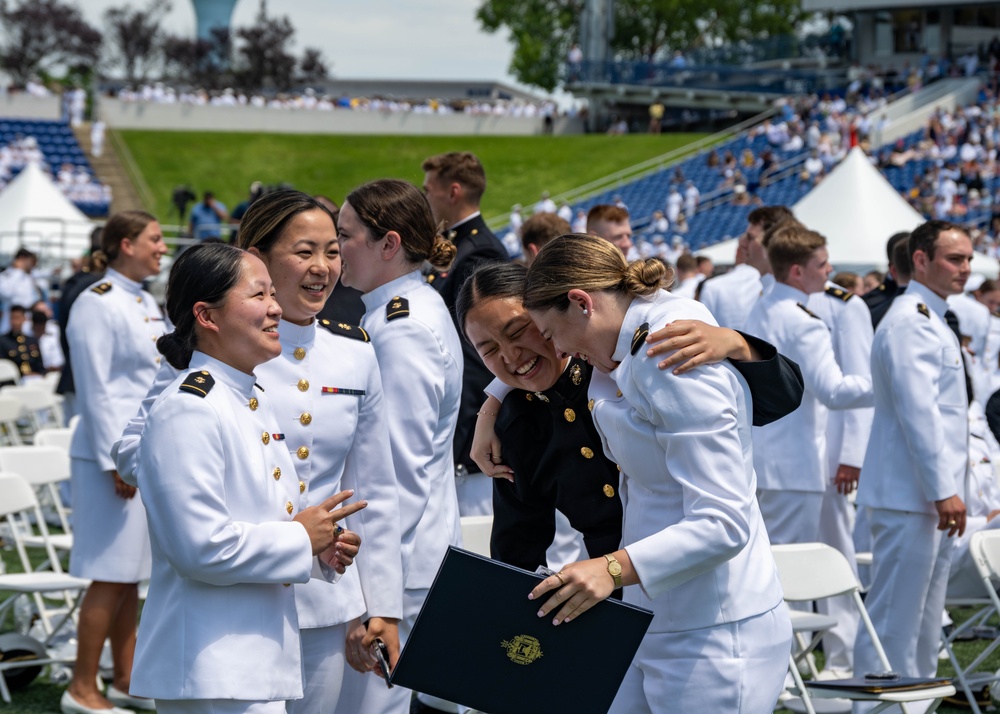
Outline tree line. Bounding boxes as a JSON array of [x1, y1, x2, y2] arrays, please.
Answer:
[[0, 0, 329, 90]]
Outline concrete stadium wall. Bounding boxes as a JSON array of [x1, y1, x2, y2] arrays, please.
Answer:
[[0, 94, 62, 120], [98, 98, 584, 136]]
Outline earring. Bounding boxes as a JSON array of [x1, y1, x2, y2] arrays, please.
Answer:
[[582, 308, 589, 315]]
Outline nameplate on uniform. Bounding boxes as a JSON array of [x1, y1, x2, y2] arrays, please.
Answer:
[[319, 319, 370, 342], [179, 370, 214, 397], [386, 296, 409, 321], [389, 547, 652, 714], [320, 387, 366, 396]]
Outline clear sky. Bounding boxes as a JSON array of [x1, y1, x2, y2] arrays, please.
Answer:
[[73, 0, 519, 83]]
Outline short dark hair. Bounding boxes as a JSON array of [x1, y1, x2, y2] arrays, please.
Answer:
[[521, 213, 570, 253], [885, 231, 911, 263], [237, 189, 334, 255], [675, 253, 697, 272], [9, 304, 25, 316], [891, 237, 912, 281], [421, 152, 487, 204], [455, 261, 527, 341], [586, 204, 629, 227], [31, 309, 47, 324], [747, 205, 794, 234], [909, 220, 967, 263]]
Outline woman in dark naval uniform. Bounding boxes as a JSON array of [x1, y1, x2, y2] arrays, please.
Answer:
[[455, 261, 803, 572]]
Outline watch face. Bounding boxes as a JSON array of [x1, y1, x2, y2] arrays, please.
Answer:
[[608, 562, 623, 576]]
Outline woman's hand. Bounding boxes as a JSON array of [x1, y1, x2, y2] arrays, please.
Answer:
[[470, 396, 513, 481], [528, 556, 621, 625], [318, 528, 361, 574], [345, 619, 373, 673], [645, 320, 751, 374], [362, 617, 400, 678], [111, 470, 136, 500], [294, 490, 367, 555]]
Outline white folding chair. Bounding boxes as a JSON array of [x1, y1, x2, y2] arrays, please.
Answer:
[[773, 543, 955, 714], [460, 515, 493, 558], [0, 474, 89, 702], [33, 426, 74, 454], [0, 396, 25, 445], [0, 445, 73, 551], [0, 385, 62, 434], [0, 359, 21, 385]]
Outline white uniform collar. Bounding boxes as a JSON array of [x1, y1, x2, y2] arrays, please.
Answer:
[[106, 266, 143, 295], [361, 269, 425, 312], [770, 281, 809, 303], [611, 293, 657, 366], [447, 211, 481, 231], [907, 279, 951, 318], [188, 350, 257, 397], [277, 318, 316, 352]]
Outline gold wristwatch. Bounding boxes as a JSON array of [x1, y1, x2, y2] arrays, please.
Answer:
[[604, 553, 623, 589]]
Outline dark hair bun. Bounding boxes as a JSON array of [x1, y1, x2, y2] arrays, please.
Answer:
[[157, 331, 193, 370]]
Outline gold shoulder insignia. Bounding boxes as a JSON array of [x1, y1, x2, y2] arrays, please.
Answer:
[[797, 303, 821, 319], [386, 296, 410, 322], [630, 322, 650, 356], [90, 282, 112, 295], [179, 370, 214, 397], [825, 286, 853, 302], [319, 319, 370, 342], [917, 303, 930, 318]]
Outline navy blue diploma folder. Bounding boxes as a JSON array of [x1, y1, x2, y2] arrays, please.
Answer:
[[389, 547, 653, 714]]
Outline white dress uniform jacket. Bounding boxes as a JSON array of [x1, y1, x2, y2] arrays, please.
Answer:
[[591, 291, 785, 633], [69, 267, 166, 470], [745, 282, 873, 494], [857, 279, 970, 514], [0, 266, 41, 333], [948, 291, 992, 402], [360, 270, 462, 590], [697, 264, 769, 331], [131, 352, 320, 702], [257, 318, 403, 627]]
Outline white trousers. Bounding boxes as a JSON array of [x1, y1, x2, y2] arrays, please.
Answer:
[[287, 624, 351, 714], [853, 509, 953, 714], [757, 489, 824, 545], [816, 482, 860, 673], [609, 604, 792, 713], [455, 470, 492, 518], [546, 510, 587, 571], [156, 699, 285, 714]]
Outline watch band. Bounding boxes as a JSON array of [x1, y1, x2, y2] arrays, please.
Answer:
[[604, 553, 623, 589]]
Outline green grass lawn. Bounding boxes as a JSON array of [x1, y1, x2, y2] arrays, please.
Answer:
[[117, 131, 707, 227]]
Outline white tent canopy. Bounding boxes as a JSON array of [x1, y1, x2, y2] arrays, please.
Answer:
[[697, 147, 999, 278], [0, 162, 95, 262]]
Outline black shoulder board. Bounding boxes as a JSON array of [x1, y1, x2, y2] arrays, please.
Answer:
[[179, 370, 214, 397], [630, 322, 650, 356], [917, 303, 930, 318], [824, 286, 853, 302], [386, 296, 409, 321], [319, 319, 370, 342], [796, 303, 821, 319], [90, 282, 112, 295]]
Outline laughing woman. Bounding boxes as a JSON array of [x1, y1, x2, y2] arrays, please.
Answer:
[[522, 234, 792, 713]]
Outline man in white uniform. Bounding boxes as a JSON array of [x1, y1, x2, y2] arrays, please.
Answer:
[[0, 248, 41, 334], [854, 220, 972, 711], [587, 205, 636, 261], [807, 282, 875, 677], [745, 224, 873, 549], [698, 206, 793, 330]]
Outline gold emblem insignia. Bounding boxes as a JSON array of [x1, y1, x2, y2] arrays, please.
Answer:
[[338, 323, 351, 330], [500, 634, 543, 665], [194, 376, 205, 384], [392, 302, 401, 309], [570, 363, 582, 385], [294, 347, 306, 360], [533, 392, 550, 403]]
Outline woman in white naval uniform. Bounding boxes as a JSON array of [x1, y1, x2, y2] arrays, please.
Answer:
[[62, 211, 169, 714], [523, 234, 792, 713], [131, 243, 366, 714], [337, 179, 463, 713], [236, 190, 404, 712]]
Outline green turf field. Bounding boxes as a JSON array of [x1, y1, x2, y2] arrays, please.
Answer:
[[117, 131, 707, 227]]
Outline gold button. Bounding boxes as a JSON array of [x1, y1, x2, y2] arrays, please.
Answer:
[[299, 412, 312, 426], [136, 296, 143, 303], [249, 397, 259, 411], [581, 447, 594, 459], [616, 464, 621, 472], [564, 408, 576, 423], [298, 379, 309, 392], [603, 484, 615, 498], [525, 393, 533, 401], [588, 399, 595, 411], [299, 481, 305, 494], [261, 432, 270, 445], [156, 357, 161, 364], [144, 317, 149, 322], [297, 446, 310, 460], [616, 389, 622, 398], [285, 501, 293, 514], [272, 467, 281, 480], [294, 347, 306, 360], [283, 583, 291, 587]]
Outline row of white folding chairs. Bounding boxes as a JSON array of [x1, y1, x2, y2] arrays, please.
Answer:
[[0, 385, 64, 444]]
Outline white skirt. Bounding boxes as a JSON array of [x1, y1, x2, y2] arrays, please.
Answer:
[[69, 457, 151, 582], [156, 699, 287, 714]]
